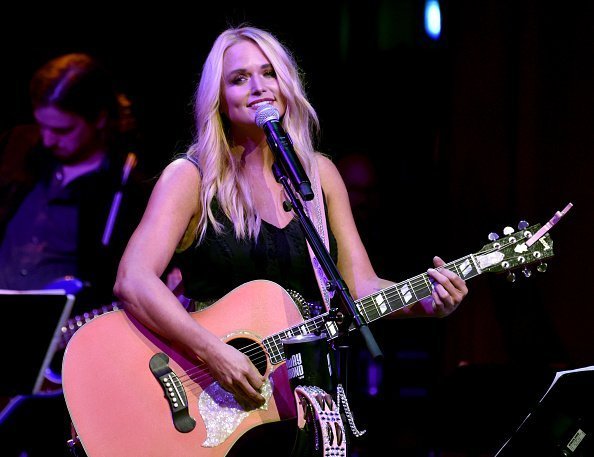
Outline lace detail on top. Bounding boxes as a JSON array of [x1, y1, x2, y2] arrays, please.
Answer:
[[176, 155, 337, 310], [175, 204, 337, 311]]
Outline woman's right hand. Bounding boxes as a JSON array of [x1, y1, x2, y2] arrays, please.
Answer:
[[203, 340, 266, 410]]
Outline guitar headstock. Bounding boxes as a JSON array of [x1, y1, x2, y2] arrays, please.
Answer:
[[475, 222, 554, 279]]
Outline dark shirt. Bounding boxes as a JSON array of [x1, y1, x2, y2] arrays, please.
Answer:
[[0, 164, 81, 289], [0, 125, 152, 306], [174, 198, 338, 312]]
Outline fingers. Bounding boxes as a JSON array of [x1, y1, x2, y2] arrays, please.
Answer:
[[217, 354, 266, 409], [242, 368, 266, 402], [432, 255, 446, 268], [427, 256, 468, 314]]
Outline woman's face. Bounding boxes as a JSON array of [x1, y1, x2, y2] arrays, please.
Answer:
[[220, 39, 286, 132]]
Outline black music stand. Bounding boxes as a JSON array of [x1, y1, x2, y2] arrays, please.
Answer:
[[0, 289, 75, 397], [495, 366, 594, 456]]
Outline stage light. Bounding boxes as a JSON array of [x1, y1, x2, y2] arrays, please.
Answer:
[[424, 0, 442, 40]]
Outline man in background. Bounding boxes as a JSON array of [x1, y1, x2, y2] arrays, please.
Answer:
[[0, 52, 152, 456]]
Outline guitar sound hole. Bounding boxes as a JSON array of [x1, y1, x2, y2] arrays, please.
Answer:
[[227, 337, 268, 376]]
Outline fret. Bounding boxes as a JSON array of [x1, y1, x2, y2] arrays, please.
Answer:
[[262, 338, 274, 358], [264, 253, 488, 363], [270, 335, 283, 363], [362, 296, 377, 322], [263, 338, 282, 365], [469, 255, 481, 276], [385, 285, 406, 312], [362, 290, 392, 322], [258, 225, 552, 367], [324, 320, 340, 338], [304, 320, 316, 334], [264, 315, 329, 365], [398, 280, 417, 305], [277, 330, 289, 342], [265, 252, 490, 364], [454, 256, 480, 280], [447, 262, 459, 277], [372, 292, 389, 316], [356, 296, 371, 322], [411, 274, 433, 301]]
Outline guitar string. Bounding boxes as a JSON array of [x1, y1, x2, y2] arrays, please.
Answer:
[[176, 235, 530, 381], [175, 311, 337, 385], [175, 238, 535, 387], [176, 254, 537, 391], [175, 265, 465, 387], [357, 233, 543, 313], [173, 316, 325, 385], [172, 237, 535, 387]]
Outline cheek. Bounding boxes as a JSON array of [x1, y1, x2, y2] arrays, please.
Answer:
[[70, 127, 94, 149], [219, 95, 229, 117]]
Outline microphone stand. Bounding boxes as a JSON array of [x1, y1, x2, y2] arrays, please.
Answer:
[[271, 163, 383, 366]]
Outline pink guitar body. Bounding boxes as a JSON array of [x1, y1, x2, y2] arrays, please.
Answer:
[[62, 280, 303, 457]]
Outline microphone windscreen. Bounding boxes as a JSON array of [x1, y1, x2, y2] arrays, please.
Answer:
[[255, 104, 280, 128]]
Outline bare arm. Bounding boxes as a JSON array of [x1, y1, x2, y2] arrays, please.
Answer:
[[114, 159, 265, 407], [317, 155, 467, 318]]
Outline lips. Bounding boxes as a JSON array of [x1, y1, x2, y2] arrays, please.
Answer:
[[248, 99, 275, 109]]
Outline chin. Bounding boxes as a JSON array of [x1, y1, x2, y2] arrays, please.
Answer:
[[52, 150, 78, 163]]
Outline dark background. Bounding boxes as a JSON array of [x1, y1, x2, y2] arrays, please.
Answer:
[[2, 1, 593, 455]]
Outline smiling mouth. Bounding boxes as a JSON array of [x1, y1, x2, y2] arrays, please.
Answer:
[[248, 100, 274, 109]]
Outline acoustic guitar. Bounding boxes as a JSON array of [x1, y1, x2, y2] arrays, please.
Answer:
[[62, 222, 555, 456]]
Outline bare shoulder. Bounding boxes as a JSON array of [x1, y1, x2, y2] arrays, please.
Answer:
[[161, 157, 200, 181], [315, 153, 347, 193], [143, 158, 201, 218], [156, 158, 201, 194]]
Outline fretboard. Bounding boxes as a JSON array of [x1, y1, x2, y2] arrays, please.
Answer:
[[353, 254, 481, 325], [262, 254, 481, 365]]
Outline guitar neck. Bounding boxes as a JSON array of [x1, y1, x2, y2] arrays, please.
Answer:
[[353, 254, 482, 325], [263, 254, 482, 365]]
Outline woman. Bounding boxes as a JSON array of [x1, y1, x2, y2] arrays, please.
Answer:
[[115, 25, 468, 451]]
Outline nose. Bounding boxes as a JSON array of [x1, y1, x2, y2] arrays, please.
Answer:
[[41, 130, 58, 148], [250, 74, 267, 94]]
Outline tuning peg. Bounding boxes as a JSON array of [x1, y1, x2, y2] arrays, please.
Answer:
[[522, 267, 532, 278], [507, 271, 516, 283], [503, 226, 515, 235], [488, 232, 500, 241], [537, 262, 548, 273], [518, 220, 529, 230]]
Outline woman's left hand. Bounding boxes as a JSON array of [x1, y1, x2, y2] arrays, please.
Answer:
[[420, 256, 468, 317]]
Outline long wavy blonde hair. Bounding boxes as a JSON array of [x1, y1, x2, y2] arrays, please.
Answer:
[[187, 26, 320, 243]]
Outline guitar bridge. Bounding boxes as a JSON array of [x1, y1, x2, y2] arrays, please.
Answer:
[[149, 353, 196, 433]]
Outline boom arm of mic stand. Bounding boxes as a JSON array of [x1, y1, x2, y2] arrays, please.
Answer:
[[273, 163, 383, 361]]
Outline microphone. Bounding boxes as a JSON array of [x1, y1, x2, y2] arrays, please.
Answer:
[[255, 104, 314, 201]]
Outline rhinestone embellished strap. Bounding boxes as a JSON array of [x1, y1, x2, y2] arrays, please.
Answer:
[[294, 385, 347, 457]]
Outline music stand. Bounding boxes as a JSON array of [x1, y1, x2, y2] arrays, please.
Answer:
[[0, 289, 75, 396], [495, 366, 594, 456]]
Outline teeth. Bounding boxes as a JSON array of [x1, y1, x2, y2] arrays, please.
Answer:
[[251, 101, 272, 108]]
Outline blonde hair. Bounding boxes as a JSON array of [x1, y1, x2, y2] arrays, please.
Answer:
[[187, 25, 320, 243]]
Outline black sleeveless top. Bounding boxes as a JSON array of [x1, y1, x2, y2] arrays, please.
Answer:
[[174, 198, 338, 312]]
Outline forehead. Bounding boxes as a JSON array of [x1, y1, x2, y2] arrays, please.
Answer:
[[34, 105, 84, 128], [223, 39, 271, 70]]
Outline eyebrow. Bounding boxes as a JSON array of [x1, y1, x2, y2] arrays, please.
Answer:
[[225, 63, 274, 78]]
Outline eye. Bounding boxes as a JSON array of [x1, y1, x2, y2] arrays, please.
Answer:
[[40, 125, 72, 135], [231, 74, 248, 85], [263, 69, 277, 78], [53, 127, 73, 134]]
